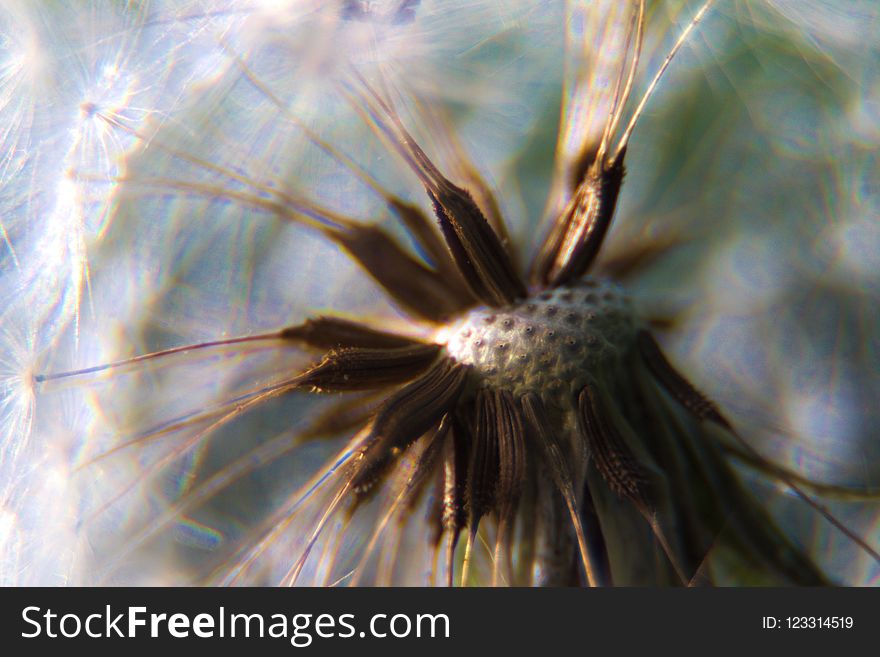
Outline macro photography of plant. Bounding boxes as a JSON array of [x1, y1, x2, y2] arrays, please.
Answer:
[[1, 0, 878, 587]]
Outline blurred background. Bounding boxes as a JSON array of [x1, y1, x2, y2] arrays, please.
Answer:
[[1, 0, 878, 584]]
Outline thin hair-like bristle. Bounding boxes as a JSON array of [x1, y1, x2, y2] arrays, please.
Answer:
[[534, 1, 716, 289], [216, 437, 364, 586], [84, 114, 472, 323], [344, 72, 526, 306], [229, 41, 463, 286], [612, 0, 716, 162], [83, 370, 314, 524], [34, 331, 288, 383]]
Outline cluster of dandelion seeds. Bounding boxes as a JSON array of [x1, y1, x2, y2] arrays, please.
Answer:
[[1, 0, 879, 585]]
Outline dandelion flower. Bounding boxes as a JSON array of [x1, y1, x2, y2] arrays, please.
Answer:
[[7, 0, 880, 585]]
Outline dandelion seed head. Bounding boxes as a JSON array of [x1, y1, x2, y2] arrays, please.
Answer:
[[6, 1, 880, 586]]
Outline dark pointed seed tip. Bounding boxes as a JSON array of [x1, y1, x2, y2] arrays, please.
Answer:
[[280, 317, 423, 350], [429, 182, 526, 308], [350, 360, 467, 494], [577, 384, 650, 509], [638, 330, 733, 430]]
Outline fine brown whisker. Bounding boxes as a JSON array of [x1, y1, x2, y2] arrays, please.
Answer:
[[282, 479, 354, 586], [595, 0, 643, 166], [724, 445, 880, 500], [227, 42, 402, 204], [81, 372, 312, 527], [95, 424, 307, 583], [612, 0, 716, 163], [275, 79, 475, 299], [84, 329, 437, 544], [89, 106, 296, 202], [34, 331, 291, 384], [90, 98, 463, 304], [90, 167, 473, 320], [228, 36, 471, 288], [74, 367, 310, 471], [217, 436, 363, 586]]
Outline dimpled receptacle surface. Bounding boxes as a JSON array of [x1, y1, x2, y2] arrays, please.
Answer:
[[442, 278, 636, 400]]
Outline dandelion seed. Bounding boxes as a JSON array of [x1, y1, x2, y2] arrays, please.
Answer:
[[6, 0, 880, 586]]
